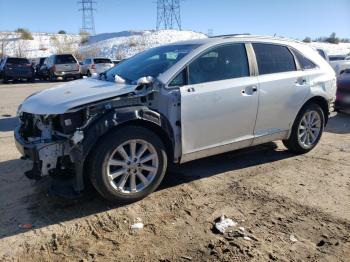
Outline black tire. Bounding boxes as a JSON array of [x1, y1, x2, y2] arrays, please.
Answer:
[[49, 72, 56, 82], [3, 74, 8, 84], [283, 103, 325, 154], [27, 77, 35, 83], [87, 70, 91, 77], [89, 125, 168, 203]]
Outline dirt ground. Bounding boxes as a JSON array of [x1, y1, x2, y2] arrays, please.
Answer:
[[0, 82, 349, 262]]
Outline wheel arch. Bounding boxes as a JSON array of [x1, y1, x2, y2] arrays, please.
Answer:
[[302, 96, 329, 125], [72, 106, 175, 191]]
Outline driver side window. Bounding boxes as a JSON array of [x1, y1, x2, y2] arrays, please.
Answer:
[[188, 43, 249, 85]]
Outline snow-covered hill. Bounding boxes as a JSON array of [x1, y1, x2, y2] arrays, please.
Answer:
[[1, 30, 349, 60], [309, 42, 350, 56], [0, 32, 81, 58], [78, 30, 207, 59]]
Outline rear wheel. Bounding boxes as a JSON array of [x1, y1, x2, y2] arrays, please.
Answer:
[[87, 70, 91, 77], [49, 72, 56, 82], [283, 103, 324, 154], [27, 76, 35, 83], [2, 74, 8, 84], [89, 126, 168, 203]]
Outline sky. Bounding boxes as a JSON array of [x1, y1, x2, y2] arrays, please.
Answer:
[[0, 0, 349, 39]]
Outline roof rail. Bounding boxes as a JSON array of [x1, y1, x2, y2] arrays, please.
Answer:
[[210, 34, 302, 44], [210, 33, 250, 38]]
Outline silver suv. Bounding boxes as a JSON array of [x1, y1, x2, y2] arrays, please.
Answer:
[[15, 35, 336, 202], [80, 57, 114, 76], [40, 54, 80, 81]]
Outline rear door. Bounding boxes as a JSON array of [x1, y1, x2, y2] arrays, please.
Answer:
[[179, 43, 259, 158], [252, 43, 310, 142]]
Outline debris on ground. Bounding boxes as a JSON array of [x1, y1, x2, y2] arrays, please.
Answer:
[[214, 215, 237, 233], [214, 216, 258, 242], [131, 218, 144, 230], [289, 235, 298, 243]]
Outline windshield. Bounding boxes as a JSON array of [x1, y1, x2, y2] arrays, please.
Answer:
[[94, 58, 112, 64], [55, 55, 77, 64], [105, 44, 199, 83], [7, 58, 30, 65]]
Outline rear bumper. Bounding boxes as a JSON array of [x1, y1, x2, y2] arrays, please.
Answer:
[[54, 70, 80, 78], [335, 100, 350, 111], [5, 69, 33, 78]]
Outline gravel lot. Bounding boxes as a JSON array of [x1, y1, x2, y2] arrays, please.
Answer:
[[0, 82, 349, 261]]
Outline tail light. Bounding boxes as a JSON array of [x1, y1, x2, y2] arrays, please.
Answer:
[[91, 64, 96, 69], [76, 64, 79, 70], [52, 65, 56, 72], [26, 64, 32, 67]]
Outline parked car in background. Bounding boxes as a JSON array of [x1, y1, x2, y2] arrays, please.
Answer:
[[335, 69, 350, 113], [34, 57, 47, 80], [40, 54, 80, 81], [0, 57, 35, 83], [80, 57, 114, 76], [15, 35, 336, 202], [316, 48, 329, 62], [316, 49, 350, 76], [112, 59, 122, 66]]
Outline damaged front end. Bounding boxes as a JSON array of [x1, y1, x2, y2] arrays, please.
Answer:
[[15, 110, 86, 181], [14, 78, 175, 193]]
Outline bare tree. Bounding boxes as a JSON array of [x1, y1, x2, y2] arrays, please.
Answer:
[[0, 33, 16, 57], [14, 40, 27, 58]]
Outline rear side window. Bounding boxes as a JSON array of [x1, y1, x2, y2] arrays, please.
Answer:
[[292, 49, 317, 70], [94, 58, 112, 64], [188, 43, 249, 85], [55, 55, 77, 64], [253, 43, 296, 75], [7, 58, 30, 65], [317, 49, 327, 60]]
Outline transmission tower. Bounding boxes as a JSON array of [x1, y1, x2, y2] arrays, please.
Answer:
[[156, 0, 182, 30], [78, 0, 96, 35]]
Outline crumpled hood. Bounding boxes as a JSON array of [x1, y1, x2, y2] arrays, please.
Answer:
[[20, 78, 138, 114]]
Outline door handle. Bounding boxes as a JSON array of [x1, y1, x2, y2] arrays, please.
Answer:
[[242, 85, 258, 95], [187, 87, 195, 93], [295, 78, 307, 85]]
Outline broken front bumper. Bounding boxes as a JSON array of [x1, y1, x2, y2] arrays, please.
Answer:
[[14, 127, 70, 178]]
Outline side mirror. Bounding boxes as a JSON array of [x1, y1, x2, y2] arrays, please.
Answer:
[[114, 74, 126, 84], [137, 76, 154, 86]]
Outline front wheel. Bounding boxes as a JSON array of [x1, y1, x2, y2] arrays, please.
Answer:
[[89, 126, 168, 203], [283, 103, 325, 154]]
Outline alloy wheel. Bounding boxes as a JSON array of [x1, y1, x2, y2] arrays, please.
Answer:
[[106, 139, 159, 194], [297, 110, 322, 149]]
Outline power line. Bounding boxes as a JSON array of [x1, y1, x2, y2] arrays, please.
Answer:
[[156, 0, 182, 30], [78, 0, 96, 35]]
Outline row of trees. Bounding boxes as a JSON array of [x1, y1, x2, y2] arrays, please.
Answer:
[[303, 33, 349, 44]]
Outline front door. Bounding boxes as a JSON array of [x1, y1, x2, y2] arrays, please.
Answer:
[[179, 43, 259, 159]]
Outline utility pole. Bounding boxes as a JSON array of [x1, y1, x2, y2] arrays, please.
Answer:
[[156, 0, 182, 30], [78, 0, 96, 35]]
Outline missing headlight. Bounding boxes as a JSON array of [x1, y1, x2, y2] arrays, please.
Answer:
[[57, 111, 84, 134]]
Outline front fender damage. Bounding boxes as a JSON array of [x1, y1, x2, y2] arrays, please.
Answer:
[[16, 83, 174, 193]]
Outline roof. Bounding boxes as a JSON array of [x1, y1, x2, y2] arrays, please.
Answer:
[[169, 34, 303, 47]]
